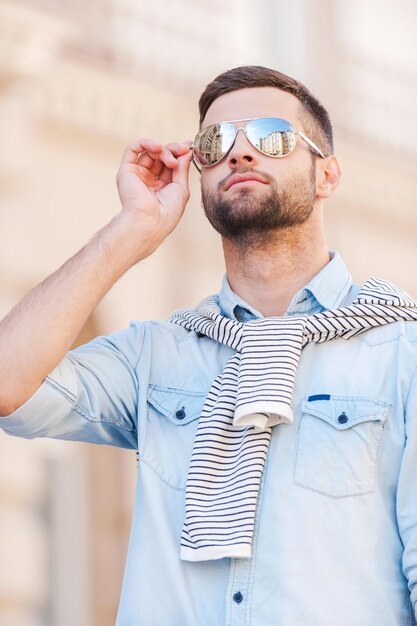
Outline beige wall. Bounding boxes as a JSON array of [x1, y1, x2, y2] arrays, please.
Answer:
[[1, 0, 416, 624]]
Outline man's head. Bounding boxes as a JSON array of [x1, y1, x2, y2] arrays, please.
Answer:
[[195, 66, 340, 249], [198, 65, 334, 158]]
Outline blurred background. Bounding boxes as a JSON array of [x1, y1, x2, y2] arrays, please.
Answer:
[[0, 0, 416, 624]]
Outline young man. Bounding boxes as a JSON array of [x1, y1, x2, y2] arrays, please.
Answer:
[[1, 66, 417, 625]]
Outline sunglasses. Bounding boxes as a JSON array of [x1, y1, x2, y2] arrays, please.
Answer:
[[192, 116, 325, 171]]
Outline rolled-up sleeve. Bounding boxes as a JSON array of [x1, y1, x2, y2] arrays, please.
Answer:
[[0, 322, 144, 449]]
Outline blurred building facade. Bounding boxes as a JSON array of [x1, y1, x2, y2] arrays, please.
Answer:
[[0, 0, 416, 624]]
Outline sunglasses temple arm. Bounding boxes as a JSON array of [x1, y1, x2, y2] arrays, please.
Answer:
[[296, 131, 326, 159]]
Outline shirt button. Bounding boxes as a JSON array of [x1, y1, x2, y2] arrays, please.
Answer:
[[233, 591, 243, 604], [176, 407, 186, 420], [338, 412, 348, 424]]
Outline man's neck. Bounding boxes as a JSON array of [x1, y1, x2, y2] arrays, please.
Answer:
[[223, 225, 330, 318]]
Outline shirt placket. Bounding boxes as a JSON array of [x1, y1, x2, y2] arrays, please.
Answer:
[[224, 465, 267, 626]]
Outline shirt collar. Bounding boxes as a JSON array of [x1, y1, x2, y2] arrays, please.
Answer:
[[219, 250, 352, 321]]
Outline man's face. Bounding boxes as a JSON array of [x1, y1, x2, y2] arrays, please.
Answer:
[[199, 87, 318, 246]]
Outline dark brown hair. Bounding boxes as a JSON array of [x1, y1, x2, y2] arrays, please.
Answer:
[[198, 65, 333, 157]]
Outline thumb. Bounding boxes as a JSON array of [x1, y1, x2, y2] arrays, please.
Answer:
[[172, 147, 193, 189]]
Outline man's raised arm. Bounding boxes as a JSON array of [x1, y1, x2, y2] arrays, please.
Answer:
[[0, 139, 193, 415]]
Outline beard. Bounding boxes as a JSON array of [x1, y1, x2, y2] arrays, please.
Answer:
[[201, 163, 317, 248]]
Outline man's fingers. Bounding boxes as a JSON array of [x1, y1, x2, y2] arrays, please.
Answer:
[[157, 165, 172, 187], [121, 139, 192, 168], [119, 140, 193, 190], [120, 139, 163, 166], [136, 146, 179, 171], [158, 142, 193, 184], [155, 143, 192, 195], [172, 148, 193, 187], [158, 145, 193, 189], [164, 142, 192, 157], [156, 142, 192, 169]]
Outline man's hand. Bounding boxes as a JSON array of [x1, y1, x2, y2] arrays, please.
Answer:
[[116, 139, 193, 253], [0, 138, 194, 415]]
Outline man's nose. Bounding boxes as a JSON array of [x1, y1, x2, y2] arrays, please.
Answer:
[[226, 128, 259, 167]]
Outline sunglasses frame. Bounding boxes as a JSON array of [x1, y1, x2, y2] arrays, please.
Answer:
[[192, 116, 326, 172]]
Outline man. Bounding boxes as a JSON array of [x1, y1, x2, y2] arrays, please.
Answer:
[[0, 66, 416, 625]]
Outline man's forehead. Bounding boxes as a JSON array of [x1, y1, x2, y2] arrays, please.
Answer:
[[201, 86, 303, 128]]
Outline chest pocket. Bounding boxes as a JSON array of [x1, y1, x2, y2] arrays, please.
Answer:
[[294, 396, 389, 498], [141, 385, 207, 490]]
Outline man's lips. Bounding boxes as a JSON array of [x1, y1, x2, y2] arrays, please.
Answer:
[[224, 173, 268, 191]]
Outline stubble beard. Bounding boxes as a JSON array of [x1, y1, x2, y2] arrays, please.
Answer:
[[201, 164, 317, 249]]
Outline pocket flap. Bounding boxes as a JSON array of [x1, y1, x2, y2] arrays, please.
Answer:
[[301, 395, 390, 430], [147, 384, 207, 425]]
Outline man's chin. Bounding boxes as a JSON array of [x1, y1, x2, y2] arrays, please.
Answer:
[[219, 188, 270, 211]]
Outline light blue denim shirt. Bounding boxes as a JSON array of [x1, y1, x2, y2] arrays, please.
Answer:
[[2, 250, 417, 626]]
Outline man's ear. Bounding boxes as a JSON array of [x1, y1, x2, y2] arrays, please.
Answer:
[[315, 155, 341, 199]]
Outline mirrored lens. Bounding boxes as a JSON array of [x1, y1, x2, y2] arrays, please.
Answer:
[[193, 122, 236, 166], [246, 117, 296, 157]]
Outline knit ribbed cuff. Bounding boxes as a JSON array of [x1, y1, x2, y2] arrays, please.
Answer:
[[234, 401, 294, 430], [181, 543, 252, 561]]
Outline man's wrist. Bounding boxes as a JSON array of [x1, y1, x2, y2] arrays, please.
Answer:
[[96, 212, 158, 275]]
